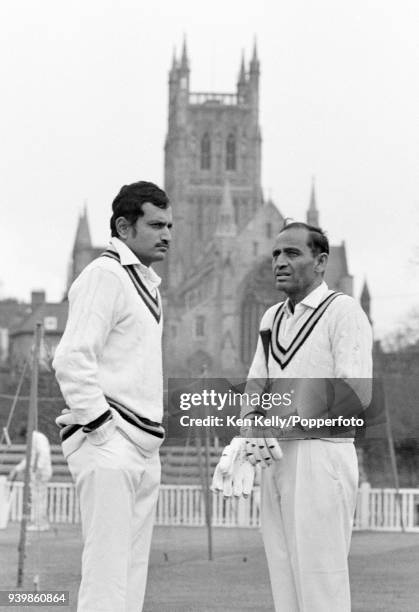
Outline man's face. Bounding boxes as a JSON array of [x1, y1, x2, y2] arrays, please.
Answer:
[[271, 227, 326, 298], [123, 202, 173, 266]]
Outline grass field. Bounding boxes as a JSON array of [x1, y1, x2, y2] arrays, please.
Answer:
[[1, 524, 419, 611]]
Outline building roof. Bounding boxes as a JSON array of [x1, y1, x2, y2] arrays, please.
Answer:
[[306, 179, 319, 227], [73, 207, 92, 252], [325, 243, 349, 288], [10, 302, 68, 337], [361, 280, 371, 301], [89, 247, 105, 259]]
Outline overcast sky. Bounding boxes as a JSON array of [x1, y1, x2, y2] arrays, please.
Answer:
[[1, 0, 418, 339]]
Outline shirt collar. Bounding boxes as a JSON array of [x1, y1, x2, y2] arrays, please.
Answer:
[[109, 237, 161, 288], [284, 281, 329, 314]]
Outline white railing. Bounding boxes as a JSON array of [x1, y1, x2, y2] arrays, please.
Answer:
[[354, 483, 419, 531], [7, 482, 81, 524], [5, 482, 419, 532], [6, 483, 260, 528]]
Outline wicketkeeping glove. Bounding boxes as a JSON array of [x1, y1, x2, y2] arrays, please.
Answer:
[[245, 437, 283, 467], [211, 438, 255, 498]]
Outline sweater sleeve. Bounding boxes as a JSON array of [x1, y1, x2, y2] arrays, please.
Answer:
[[52, 267, 124, 425]]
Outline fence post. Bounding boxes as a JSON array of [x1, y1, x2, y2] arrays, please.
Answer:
[[359, 481, 371, 529], [236, 496, 249, 527]]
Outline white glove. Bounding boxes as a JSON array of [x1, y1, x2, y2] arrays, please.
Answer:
[[211, 438, 255, 498], [245, 437, 283, 467]]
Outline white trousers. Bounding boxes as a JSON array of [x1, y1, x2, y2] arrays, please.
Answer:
[[67, 429, 160, 612], [261, 440, 358, 612]]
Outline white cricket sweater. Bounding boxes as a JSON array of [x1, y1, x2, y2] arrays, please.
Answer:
[[243, 282, 373, 439], [53, 238, 164, 457]]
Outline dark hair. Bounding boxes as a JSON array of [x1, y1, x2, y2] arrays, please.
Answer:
[[278, 221, 329, 255], [110, 181, 170, 237]]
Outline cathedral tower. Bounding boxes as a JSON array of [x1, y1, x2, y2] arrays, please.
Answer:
[[164, 39, 263, 289]]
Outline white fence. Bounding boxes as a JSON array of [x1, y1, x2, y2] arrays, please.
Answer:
[[5, 481, 419, 532]]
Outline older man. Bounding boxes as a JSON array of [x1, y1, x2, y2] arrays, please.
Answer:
[[213, 222, 372, 612]]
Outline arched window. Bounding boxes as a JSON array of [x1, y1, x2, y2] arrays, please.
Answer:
[[226, 133, 236, 170], [200, 133, 211, 170], [196, 198, 203, 240], [195, 315, 205, 338]]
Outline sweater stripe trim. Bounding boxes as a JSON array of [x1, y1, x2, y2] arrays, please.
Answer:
[[105, 397, 165, 439], [59, 399, 164, 441], [270, 292, 343, 369], [82, 409, 112, 433], [59, 424, 82, 441], [101, 250, 161, 323]]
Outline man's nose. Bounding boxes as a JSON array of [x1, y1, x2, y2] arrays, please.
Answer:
[[161, 226, 172, 242], [273, 254, 287, 268]]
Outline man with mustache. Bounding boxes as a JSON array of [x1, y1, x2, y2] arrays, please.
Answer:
[[53, 181, 172, 612], [213, 221, 372, 612]]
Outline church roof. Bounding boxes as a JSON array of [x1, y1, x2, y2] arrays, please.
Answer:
[[238, 51, 246, 85], [325, 243, 349, 288], [361, 280, 370, 301], [249, 38, 259, 71], [180, 35, 189, 70], [309, 182, 317, 212], [73, 207, 92, 252], [89, 247, 105, 259], [306, 179, 319, 227], [264, 198, 283, 219]]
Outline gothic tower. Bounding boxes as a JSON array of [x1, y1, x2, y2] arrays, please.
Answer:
[[65, 205, 104, 292], [307, 179, 319, 227], [69, 206, 93, 287], [163, 39, 263, 289]]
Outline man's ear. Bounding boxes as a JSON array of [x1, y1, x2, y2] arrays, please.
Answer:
[[315, 252, 328, 274], [115, 217, 130, 240]]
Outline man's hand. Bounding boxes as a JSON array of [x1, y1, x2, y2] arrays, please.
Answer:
[[245, 437, 283, 467], [55, 407, 73, 428], [211, 438, 255, 498], [56, 407, 116, 445]]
